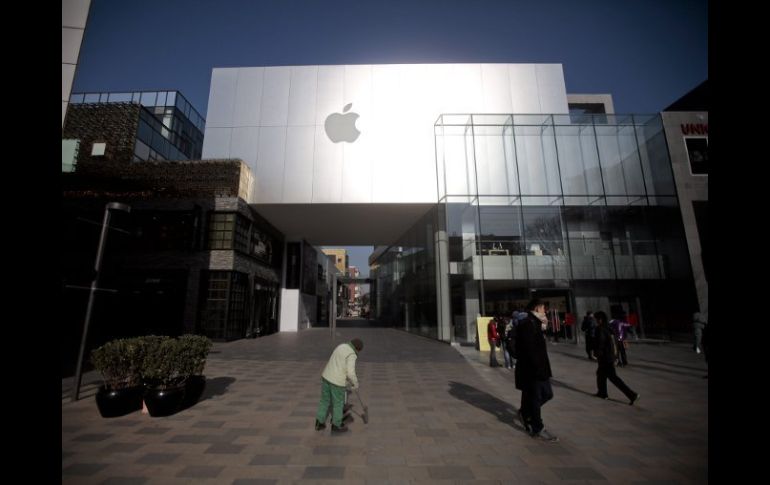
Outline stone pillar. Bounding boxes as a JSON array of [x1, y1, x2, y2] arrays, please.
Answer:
[[434, 227, 452, 342]]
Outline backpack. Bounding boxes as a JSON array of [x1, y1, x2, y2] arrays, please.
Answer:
[[496, 320, 506, 342], [610, 334, 618, 361]]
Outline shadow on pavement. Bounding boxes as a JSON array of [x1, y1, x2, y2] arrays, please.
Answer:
[[550, 348, 703, 379], [636, 358, 706, 372], [198, 376, 236, 403], [447, 381, 528, 434], [550, 378, 597, 398]]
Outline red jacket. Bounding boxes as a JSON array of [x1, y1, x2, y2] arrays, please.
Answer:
[[488, 320, 500, 342]]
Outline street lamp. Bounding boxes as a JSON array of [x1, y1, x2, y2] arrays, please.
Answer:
[[72, 202, 131, 402]]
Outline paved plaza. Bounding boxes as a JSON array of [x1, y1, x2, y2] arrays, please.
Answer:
[[62, 326, 708, 484]]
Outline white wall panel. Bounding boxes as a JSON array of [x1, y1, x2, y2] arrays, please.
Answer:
[[315, 66, 345, 126], [256, 127, 286, 202], [288, 66, 318, 126], [62, 0, 91, 28], [279, 289, 300, 332], [205, 69, 237, 128], [229, 127, 260, 169], [444, 64, 483, 114], [508, 64, 541, 113], [62, 28, 83, 64], [203, 63, 568, 203], [536, 64, 569, 114], [369, 65, 402, 203], [481, 64, 512, 113], [283, 126, 315, 203], [201, 128, 232, 159], [312, 125, 344, 203], [260, 67, 291, 126], [341, 65, 373, 202], [233, 68, 264, 126], [62, 64, 75, 101]]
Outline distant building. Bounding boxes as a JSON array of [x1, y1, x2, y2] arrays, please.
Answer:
[[322, 248, 349, 274], [661, 80, 708, 319], [60, 158, 285, 375], [63, 90, 205, 172]]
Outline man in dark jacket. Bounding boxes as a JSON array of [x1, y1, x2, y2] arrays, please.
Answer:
[[593, 311, 640, 405], [514, 298, 558, 442], [581, 311, 597, 359]]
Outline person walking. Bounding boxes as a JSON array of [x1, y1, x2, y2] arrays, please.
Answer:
[[581, 311, 597, 359], [503, 313, 517, 370], [487, 316, 502, 367], [315, 338, 363, 433], [515, 298, 558, 442], [610, 313, 632, 367], [593, 311, 640, 405], [693, 312, 707, 354]]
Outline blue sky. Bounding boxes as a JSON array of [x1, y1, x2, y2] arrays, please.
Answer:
[[72, 0, 707, 116]]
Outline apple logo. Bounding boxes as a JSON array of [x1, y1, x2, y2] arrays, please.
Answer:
[[325, 103, 361, 143]]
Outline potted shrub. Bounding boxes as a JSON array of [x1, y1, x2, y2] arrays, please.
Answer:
[[178, 334, 213, 409], [140, 336, 186, 417], [90, 337, 145, 418]]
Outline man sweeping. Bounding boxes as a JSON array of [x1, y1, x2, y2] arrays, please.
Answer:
[[314, 338, 363, 433]]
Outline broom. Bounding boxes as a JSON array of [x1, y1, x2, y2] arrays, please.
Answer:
[[352, 388, 369, 424]]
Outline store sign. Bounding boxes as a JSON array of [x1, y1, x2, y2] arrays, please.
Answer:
[[681, 123, 708, 135]]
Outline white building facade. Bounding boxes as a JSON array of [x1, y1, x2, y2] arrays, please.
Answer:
[[203, 63, 697, 341]]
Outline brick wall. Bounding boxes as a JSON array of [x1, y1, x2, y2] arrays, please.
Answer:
[[61, 159, 249, 199], [62, 103, 141, 166]]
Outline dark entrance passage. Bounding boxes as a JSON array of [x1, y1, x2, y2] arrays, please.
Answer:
[[332, 275, 379, 329], [334, 317, 392, 328], [247, 280, 280, 338], [115, 269, 188, 337]]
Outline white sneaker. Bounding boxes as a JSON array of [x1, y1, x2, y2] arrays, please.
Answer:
[[532, 429, 559, 442], [696, 348, 701, 354]]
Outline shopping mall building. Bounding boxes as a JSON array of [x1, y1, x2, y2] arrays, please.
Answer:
[[200, 63, 701, 343]]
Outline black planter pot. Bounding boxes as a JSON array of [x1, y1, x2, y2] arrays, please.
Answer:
[[95, 385, 143, 418], [143, 386, 186, 417], [181, 375, 206, 409]]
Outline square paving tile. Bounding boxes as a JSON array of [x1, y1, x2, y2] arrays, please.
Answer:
[[301, 466, 345, 479], [135, 452, 179, 465], [99, 478, 149, 485], [550, 467, 606, 480], [427, 466, 475, 480], [205, 443, 246, 454], [249, 454, 291, 465], [62, 463, 108, 476], [175, 465, 224, 478]]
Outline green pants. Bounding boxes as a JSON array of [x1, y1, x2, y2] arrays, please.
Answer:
[[316, 378, 346, 427]]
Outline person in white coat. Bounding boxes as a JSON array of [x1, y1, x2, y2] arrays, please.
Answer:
[[315, 338, 363, 433]]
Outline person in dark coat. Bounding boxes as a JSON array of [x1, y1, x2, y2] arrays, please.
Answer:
[[514, 298, 558, 442], [581, 311, 597, 359], [593, 311, 640, 405]]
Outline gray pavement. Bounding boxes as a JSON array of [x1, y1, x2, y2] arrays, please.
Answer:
[[62, 327, 708, 484]]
